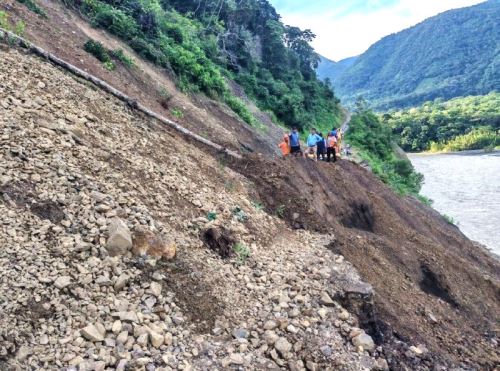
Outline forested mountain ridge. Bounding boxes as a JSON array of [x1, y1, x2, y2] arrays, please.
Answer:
[[316, 55, 357, 83], [319, 0, 500, 110], [62, 0, 341, 131]]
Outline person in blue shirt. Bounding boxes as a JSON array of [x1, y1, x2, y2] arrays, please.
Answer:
[[306, 128, 322, 161], [289, 127, 302, 157], [316, 132, 326, 161]]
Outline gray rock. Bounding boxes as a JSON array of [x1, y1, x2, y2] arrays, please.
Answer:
[[54, 275, 71, 289], [274, 337, 292, 357], [232, 328, 249, 339], [81, 323, 106, 342], [352, 331, 375, 352], [106, 218, 132, 256]]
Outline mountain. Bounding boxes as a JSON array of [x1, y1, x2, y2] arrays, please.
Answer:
[[316, 55, 357, 82], [320, 0, 500, 110]]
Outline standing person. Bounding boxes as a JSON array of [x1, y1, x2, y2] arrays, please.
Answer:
[[278, 135, 290, 157], [289, 127, 302, 157], [326, 132, 337, 162], [306, 128, 322, 161], [336, 128, 343, 157], [316, 132, 326, 161]]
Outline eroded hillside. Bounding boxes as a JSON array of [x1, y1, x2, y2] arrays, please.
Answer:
[[0, 47, 393, 371]]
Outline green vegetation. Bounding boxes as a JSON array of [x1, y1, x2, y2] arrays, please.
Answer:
[[84, 39, 136, 71], [346, 102, 423, 196], [111, 48, 135, 67], [65, 0, 341, 130], [0, 11, 27, 36], [383, 93, 500, 152], [170, 107, 183, 119], [321, 1, 500, 110], [232, 242, 250, 265], [16, 0, 47, 17], [429, 127, 499, 153], [442, 214, 457, 226]]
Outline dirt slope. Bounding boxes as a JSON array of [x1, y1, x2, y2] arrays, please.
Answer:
[[0, 1, 499, 370], [0, 0, 282, 156], [229, 154, 500, 369]]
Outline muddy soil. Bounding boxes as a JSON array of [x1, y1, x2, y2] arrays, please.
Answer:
[[229, 154, 500, 369]]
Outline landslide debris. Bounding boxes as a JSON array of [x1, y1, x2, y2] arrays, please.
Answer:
[[1, 48, 389, 370]]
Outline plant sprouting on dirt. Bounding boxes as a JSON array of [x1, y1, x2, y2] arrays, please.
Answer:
[[232, 206, 248, 222], [170, 107, 184, 119], [207, 211, 217, 221], [232, 242, 250, 265], [276, 204, 286, 218], [442, 214, 458, 225]]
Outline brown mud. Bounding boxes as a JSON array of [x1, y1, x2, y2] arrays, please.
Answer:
[[228, 154, 500, 369]]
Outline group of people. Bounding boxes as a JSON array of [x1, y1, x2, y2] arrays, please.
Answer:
[[279, 127, 344, 162]]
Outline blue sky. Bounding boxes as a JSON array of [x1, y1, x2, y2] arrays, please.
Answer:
[[268, 0, 485, 60]]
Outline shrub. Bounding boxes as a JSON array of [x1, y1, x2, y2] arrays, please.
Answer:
[[92, 8, 138, 40], [170, 107, 183, 119], [16, 0, 47, 17], [111, 49, 134, 67], [83, 39, 111, 63], [224, 94, 255, 125]]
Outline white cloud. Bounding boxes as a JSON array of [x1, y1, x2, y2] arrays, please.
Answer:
[[277, 0, 485, 60]]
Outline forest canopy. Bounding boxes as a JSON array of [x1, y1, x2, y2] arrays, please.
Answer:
[[383, 92, 500, 152], [65, 0, 341, 130]]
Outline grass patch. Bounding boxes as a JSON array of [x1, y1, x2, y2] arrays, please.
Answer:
[[233, 242, 250, 266]]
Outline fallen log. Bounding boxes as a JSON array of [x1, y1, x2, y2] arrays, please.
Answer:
[[0, 27, 242, 159]]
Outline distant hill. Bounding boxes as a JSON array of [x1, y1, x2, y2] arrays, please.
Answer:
[[319, 0, 500, 110], [316, 55, 357, 83]]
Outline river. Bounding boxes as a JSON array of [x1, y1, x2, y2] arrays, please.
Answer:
[[408, 151, 500, 256]]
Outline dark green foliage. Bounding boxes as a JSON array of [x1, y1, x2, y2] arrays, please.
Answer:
[[84, 39, 111, 63], [384, 93, 500, 152], [111, 49, 135, 67], [16, 0, 47, 17], [346, 109, 423, 195], [320, 1, 500, 110], [65, 0, 341, 130]]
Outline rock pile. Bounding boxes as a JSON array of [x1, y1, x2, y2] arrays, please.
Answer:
[[0, 48, 391, 370]]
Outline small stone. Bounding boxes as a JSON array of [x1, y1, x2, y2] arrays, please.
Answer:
[[81, 323, 106, 342], [339, 310, 349, 321], [54, 276, 71, 289], [275, 337, 292, 357], [318, 308, 328, 319], [320, 292, 334, 306], [352, 332, 375, 352], [320, 345, 332, 357], [112, 320, 122, 334], [39, 334, 49, 345], [163, 332, 173, 346], [114, 311, 139, 323], [263, 320, 278, 330], [114, 274, 128, 292], [150, 331, 164, 348], [232, 328, 249, 339], [229, 353, 244, 365], [374, 358, 389, 371], [16, 346, 31, 361], [116, 331, 128, 344], [149, 282, 162, 297]]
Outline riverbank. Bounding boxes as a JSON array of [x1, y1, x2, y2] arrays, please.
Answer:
[[409, 148, 500, 156]]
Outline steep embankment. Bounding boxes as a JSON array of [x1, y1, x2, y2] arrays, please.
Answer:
[[1, 47, 385, 370], [0, 0, 283, 156]]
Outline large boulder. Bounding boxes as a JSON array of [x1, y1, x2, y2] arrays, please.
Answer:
[[106, 218, 132, 257]]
